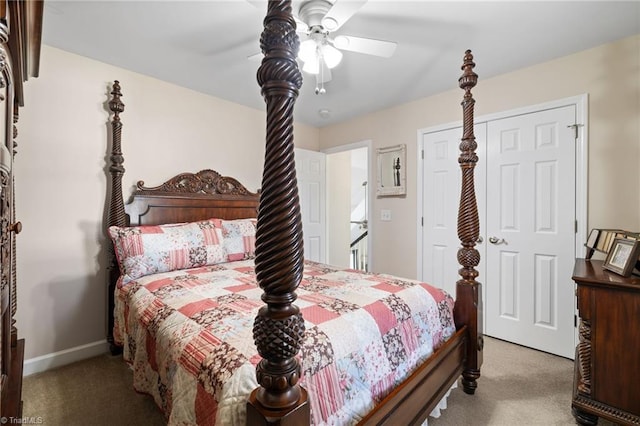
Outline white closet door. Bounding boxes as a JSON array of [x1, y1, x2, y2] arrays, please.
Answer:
[[420, 103, 578, 359]]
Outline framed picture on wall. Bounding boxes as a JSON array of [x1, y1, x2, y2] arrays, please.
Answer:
[[603, 238, 640, 277], [376, 144, 406, 197]]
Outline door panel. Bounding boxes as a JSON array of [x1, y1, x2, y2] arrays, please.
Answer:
[[534, 254, 556, 327], [499, 251, 519, 319]]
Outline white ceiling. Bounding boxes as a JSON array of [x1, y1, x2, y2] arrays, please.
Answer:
[[42, 1, 640, 127]]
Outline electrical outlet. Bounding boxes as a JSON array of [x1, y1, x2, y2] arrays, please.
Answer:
[[381, 209, 392, 221]]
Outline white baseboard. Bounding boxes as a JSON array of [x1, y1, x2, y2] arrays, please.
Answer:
[[23, 340, 110, 376]]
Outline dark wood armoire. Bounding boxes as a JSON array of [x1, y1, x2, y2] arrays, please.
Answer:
[[0, 0, 42, 419]]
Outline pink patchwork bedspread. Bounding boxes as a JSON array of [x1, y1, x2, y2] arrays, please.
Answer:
[[114, 260, 455, 425]]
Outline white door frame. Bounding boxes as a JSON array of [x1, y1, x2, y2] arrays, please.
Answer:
[[323, 140, 374, 270], [417, 94, 588, 347]]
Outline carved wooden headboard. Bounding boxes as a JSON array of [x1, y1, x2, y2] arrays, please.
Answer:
[[124, 170, 260, 226]]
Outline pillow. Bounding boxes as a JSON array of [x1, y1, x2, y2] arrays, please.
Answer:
[[221, 218, 257, 261], [109, 218, 226, 285]]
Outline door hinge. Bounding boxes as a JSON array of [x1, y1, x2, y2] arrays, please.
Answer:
[[421, 149, 424, 159], [575, 220, 578, 233], [421, 217, 424, 226], [567, 123, 583, 139], [574, 315, 577, 328]]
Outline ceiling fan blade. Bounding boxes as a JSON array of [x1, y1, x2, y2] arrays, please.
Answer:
[[332, 35, 397, 58], [322, 0, 367, 31]]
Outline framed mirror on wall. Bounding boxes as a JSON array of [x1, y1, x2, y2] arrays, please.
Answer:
[[376, 144, 406, 197]]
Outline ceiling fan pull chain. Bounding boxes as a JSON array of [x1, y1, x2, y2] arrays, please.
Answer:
[[314, 55, 326, 95], [319, 55, 326, 95]]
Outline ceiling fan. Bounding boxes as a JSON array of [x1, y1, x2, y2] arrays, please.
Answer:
[[295, 0, 397, 93], [248, 0, 397, 94]]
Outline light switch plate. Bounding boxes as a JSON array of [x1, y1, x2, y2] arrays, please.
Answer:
[[381, 209, 392, 221]]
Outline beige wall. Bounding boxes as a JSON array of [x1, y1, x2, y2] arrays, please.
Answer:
[[15, 46, 319, 361], [319, 34, 640, 279]]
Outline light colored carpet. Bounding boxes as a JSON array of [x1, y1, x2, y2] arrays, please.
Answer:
[[430, 337, 577, 426], [23, 352, 165, 425], [23, 336, 601, 425]]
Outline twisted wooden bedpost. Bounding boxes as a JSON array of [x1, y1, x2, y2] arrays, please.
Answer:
[[453, 50, 483, 395], [106, 80, 126, 354], [247, 1, 309, 425]]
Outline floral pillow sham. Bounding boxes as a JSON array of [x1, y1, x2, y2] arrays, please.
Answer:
[[109, 218, 226, 285], [221, 218, 257, 261]]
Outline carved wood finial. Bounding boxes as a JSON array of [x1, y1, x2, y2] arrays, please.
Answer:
[[459, 50, 478, 96], [248, 1, 309, 424], [454, 50, 483, 395], [109, 80, 124, 122]]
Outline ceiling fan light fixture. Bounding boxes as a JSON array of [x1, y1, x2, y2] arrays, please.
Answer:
[[322, 44, 343, 69], [298, 39, 318, 64], [302, 57, 320, 74], [298, 39, 341, 74]]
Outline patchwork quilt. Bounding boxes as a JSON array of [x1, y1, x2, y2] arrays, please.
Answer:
[[114, 260, 455, 425]]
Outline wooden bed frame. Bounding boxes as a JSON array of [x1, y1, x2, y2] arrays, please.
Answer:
[[105, 2, 482, 424]]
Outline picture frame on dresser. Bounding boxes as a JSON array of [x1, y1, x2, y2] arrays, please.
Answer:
[[603, 238, 640, 277], [586, 228, 600, 248], [584, 229, 600, 259]]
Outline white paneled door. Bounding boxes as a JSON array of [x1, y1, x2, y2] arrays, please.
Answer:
[[421, 103, 578, 359], [485, 105, 576, 358], [295, 148, 327, 263]]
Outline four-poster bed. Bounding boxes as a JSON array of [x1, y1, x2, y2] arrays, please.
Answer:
[[105, 1, 482, 424]]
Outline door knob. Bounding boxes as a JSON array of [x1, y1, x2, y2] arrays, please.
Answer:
[[9, 221, 21, 234], [477, 236, 483, 244], [489, 236, 506, 245]]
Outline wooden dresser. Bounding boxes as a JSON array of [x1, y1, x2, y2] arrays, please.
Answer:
[[0, 0, 42, 419], [571, 259, 640, 425]]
